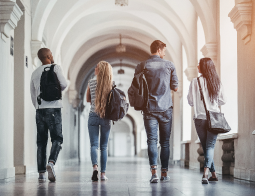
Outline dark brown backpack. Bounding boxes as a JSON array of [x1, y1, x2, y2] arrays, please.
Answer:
[[128, 62, 149, 111]]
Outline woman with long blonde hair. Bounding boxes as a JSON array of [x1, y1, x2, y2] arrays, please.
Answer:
[[86, 61, 113, 181]]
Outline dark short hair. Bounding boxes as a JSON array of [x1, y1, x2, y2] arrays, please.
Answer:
[[37, 48, 50, 61], [150, 40, 166, 53]]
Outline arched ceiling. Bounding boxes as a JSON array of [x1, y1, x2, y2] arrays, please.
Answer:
[[31, 0, 217, 106], [78, 45, 149, 103]]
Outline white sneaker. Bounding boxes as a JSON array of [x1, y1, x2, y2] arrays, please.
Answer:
[[202, 177, 209, 184], [160, 176, 170, 182], [46, 162, 56, 182], [101, 175, 108, 181]]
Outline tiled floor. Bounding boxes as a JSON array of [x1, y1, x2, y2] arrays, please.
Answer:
[[0, 157, 255, 196]]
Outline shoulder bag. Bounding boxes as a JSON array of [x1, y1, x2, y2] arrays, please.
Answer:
[[197, 77, 231, 134]]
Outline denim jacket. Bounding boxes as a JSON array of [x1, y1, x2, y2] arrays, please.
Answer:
[[135, 55, 178, 112]]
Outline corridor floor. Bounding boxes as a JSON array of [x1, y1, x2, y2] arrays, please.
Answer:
[[0, 157, 255, 196]]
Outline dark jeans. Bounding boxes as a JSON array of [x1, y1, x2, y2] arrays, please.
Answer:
[[36, 108, 63, 173], [194, 119, 218, 172], [143, 107, 173, 170]]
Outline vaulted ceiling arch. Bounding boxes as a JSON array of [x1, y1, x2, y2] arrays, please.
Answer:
[[32, 0, 202, 69], [64, 19, 180, 91]]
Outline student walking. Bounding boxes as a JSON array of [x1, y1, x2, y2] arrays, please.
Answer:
[[187, 57, 226, 184], [30, 48, 67, 182], [86, 61, 113, 181], [134, 40, 178, 183]]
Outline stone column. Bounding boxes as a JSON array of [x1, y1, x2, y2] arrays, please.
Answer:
[[13, 3, 25, 174], [171, 89, 182, 163], [228, 0, 255, 182], [229, 1, 252, 45], [0, 0, 23, 180], [184, 67, 199, 169], [69, 89, 81, 108], [13, 1, 37, 174]]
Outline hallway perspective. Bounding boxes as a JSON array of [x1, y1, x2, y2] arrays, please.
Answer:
[[0, 157, 255, 196], [1, 0, 255, 193]]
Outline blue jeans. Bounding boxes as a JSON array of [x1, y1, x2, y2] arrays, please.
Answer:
[[143, 107, 173, 170], [194, 119, 218, 172], [36, 108, 63, 173], [88, 112, 111, 173]]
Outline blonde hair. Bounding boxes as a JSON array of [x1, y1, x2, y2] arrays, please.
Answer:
[[95, 61, 113, 118]]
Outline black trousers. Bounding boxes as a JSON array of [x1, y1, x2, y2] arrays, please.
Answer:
[[36, 108, 63, 173]]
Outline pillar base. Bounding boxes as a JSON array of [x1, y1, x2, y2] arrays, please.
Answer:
[[0, 167, 15, 180], [188, 161, 200, 170], [234, 168, 255, 182], [15, 165, 26, 175]]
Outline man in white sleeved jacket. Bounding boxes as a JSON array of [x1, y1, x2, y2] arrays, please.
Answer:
[[30, 48, 67, 182]]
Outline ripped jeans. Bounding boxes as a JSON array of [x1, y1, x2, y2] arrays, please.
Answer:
[[36, 108, 63, 173], [194, 119, 218, 172]]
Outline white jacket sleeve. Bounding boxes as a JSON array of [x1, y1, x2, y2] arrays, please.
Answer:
[[218, 84, 226, 106], [187, 80, 194, 106], [54, 65, 68, 91], [30, 77, 36, 108]]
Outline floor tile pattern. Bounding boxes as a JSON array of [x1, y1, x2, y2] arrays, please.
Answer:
[[0, 157, 255, 196]]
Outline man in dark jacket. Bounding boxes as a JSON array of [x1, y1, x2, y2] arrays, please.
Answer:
[[134, 40, 178, 183]]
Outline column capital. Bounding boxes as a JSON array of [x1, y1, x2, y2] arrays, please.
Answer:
[[184, 67, 197, 82], [200, 43, 217, 61], [229, 2, 252, 45], [0, 1, 23, 40], [72, 99, 82, 109], [69, 89, 81, 108], [31, 40, 45, 67]]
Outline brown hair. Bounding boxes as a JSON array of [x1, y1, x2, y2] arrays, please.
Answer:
[[199, 58, 221, 103], [150, 40, 166, 53], [95, 61, 113, 118]]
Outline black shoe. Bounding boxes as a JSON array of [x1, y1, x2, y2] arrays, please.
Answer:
[[91, 170, 98, 181], [208, 177, 218, 181]]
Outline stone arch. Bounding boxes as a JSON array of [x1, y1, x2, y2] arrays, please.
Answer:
[[32, 0, 58, 40], [33, 0, 196, 70], [67, 33, 178, 91], [62, 22, 180, 93], [189, 0, 217, 43]]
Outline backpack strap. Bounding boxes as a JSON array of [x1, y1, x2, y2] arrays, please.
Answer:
[[112, 84, 116, 90], [50, 64, 56, 71], [142, 61, 147, 72]]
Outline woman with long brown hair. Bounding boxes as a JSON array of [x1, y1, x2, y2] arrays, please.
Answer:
[[187, 58, 226, 184], [86, 61, 113, 181]]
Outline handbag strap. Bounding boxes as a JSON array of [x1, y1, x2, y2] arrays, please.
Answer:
[[197, 77, 209, 117]]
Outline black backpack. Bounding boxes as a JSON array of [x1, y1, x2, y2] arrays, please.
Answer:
[[37, 64, 62, 105], [105, 85, 129, 121], [128, 62, 149, 111]]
